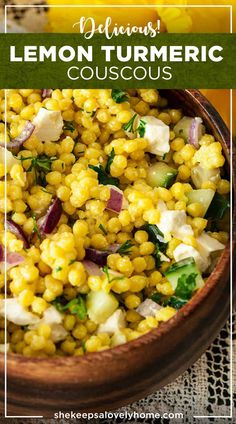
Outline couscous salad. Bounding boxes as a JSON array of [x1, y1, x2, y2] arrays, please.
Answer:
[[0, 89, 230, 357]]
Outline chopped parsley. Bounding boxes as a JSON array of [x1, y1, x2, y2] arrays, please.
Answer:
[[141, 224, 168, 267], [137, 119, 146, 137], [175, 272, 197, 300], [53, 295, 87, 320], [88, 164, 119, 186], [41, 187, 53, 194], [99, 223, 108, 235], [123, 114, 137, 133], [88, 148, 118, 186], [63, 121, 75, 132], [81, 340, 86, 353], [105, 147, 115, 174], [151, 272, 198, 310], [102, 266, 124, 284], [117, 240, 134, 256], [69, 258, 77, 265], [150, 292, 163, 304], [31, 212, 42, 241], [55, 266, 62, 272], [17, 154, 56, 186], [111, 89, 128, 103]]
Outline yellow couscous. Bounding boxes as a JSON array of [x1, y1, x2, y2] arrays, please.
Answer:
[[0, 88, 229, 357]]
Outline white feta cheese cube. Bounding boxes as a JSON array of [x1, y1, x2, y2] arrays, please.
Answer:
[[0, 298, 40, 326], [139, 116, 170, 156], [42, 305, 63, 325], [157, 199, 168, 213], [173, 243, 210, 272], [136, 299, 162, 318], [33, 108, 63, 142], [174, 224, 194, 241], [97, 309, 126, 335], [50, 324, 68, 343], [0, 147, 18, 172], [158, 210, 186, 239], [197, 232, 225, 257]]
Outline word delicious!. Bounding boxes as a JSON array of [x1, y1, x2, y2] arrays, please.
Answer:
[[73, 17, 162, 39]]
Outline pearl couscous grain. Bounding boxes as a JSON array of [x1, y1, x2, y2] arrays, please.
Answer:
[[0, 88, 229, 357]]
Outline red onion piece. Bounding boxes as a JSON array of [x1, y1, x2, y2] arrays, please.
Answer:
[[189, 117, 203, 148], [37, 198, 62, 234], [85, 248, 109, 267], [82, 260, 103, 276], [0, 245, 24, 272], [6, 252, 24, 267], [108, 243, 121, 253], [1, 121, 35, 150], [6, 219, 30, 248], [41, 89, 53, 99], [106, 186, 124, 213]]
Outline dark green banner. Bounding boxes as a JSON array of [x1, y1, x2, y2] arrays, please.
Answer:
[[0, 33, 235, 88]]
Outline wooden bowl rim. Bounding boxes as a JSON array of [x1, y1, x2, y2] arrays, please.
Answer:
[[3, 89, 233, 368]]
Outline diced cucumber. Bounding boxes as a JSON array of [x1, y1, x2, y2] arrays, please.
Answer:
[[191, 165, 220, 189], [86, 290, 118, 324], [205, 192, 230, 220], [164, 257, 204, 291], [187, 188, 215, 217], [147, 162, 178, 188]]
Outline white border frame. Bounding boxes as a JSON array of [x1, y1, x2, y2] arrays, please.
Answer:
[[3, 2, 233, 420]]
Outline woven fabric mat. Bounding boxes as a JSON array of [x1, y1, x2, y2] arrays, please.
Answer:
[[0, 1, 235, 421]]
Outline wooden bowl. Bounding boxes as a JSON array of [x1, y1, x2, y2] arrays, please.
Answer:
[[0, 89, 234, 417]]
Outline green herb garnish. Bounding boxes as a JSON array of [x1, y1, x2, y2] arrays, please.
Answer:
[[63, 121, 75, 132], [166, 272, 197, 309], [111, 89, 128, 103], [116, 240, 134, 256], [141, 225, 168, 253], [102, 266, 124, 284], [105, 147, 115, 174], [17, 155, 56, 186], [123, 114, 137, 133], [69, 258, 77, 265], [166, 296, 187, 309], [81, 340, 86, 352], [55, 266, 62, 272], [99, 223, 108, 235], [53, 295, 87, 320], [41, 187, 53, 194], [141, 224, 168, 267], [150, 292, 163, 304], [88, 147, 119, 186], [137, 119, 146, 137], [88, 164, 119, 187], [175, 273, 197, 300], [31, 212, 42, 241], [150, 273, 197, 310]]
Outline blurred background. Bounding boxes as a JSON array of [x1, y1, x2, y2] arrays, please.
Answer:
[[1, 0, 235, 132]]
